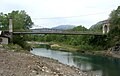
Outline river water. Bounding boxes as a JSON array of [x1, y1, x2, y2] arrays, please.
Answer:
[[30, 48, 120, 76]]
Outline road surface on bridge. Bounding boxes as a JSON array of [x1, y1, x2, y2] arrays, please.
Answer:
[[13, 31, 103, 35]]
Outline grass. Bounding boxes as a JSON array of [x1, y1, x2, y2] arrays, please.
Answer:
[[50, 42, 79, 52], [2, 44, 29, 52]]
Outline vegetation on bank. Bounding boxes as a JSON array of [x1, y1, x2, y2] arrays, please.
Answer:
[[29, 27, 107, 51], [2, 44, 29, 52], [48, 42, 79, 52]]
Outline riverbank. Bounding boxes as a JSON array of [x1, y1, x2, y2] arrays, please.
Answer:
[[50, 43, 78, 52], [78, 50, 120, 59], [28, 41, 79, 52], [0, 44, 91, 76], [28, 41, 120, 59], [50, 42, 120, 59]]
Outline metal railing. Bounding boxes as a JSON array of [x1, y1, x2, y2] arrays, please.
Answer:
[[13, 30, 103, 35]]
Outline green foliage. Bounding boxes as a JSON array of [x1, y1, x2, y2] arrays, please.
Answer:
[[13, 35, 31, 50], [0, 13, 9, 30], [10, 10, 33, 31], [3, 44, 24, 52], [109, 6, 120, 34], [0, 10, 33, 50], [109, 7, 120, 26], [0, 10, 33, 31], [108, 6, 120, 46], [71, 25, 88, 31], [34, 25, 105, 51], [78, 44, 94, 51], [90, 24, 103, 32], [87, 6, 120, 50]]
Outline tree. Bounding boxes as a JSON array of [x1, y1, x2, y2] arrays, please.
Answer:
[[9, 10, 33, 31], [0, 12, 9, 30], [109, 6, 120, 33], [72, 25, 88, 31], [0, 10, 33, 31], [108, 6, 120, 46], [109, 6, 120, 26], [0, 10, 34, 50]]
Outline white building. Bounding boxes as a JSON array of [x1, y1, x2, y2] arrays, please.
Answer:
[[0, 31, 10, 44]]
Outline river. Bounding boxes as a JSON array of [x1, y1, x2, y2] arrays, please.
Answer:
[[30, 48, 120, 76]]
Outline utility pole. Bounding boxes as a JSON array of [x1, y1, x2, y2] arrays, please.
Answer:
[[9, 17, 13, 43]]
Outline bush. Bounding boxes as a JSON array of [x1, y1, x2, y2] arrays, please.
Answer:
[[3, 44, 24, 52], [78, 44, 94, 51], [13, 35, 31, 51]]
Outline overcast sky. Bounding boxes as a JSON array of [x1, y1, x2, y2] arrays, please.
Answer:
[[0, 0, 119, 28]]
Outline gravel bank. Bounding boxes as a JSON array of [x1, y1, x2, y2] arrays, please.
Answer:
[[0, 47, 89, 76]]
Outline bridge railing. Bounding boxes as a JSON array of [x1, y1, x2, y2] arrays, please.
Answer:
[[13, 29, 103, 35], [32, 29, 101, 33], [64, 30, 102, 35]]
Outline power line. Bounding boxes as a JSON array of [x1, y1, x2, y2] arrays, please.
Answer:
[[32, 11, 109, 20]]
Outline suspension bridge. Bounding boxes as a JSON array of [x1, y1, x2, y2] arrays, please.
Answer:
[[0, 18, 110, 44], [13, 29, 103, 35]]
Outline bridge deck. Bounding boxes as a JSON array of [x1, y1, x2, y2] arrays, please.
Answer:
[[13, 31, 103, 35]]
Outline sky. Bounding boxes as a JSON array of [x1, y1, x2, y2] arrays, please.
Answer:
[[0, 0, 119, 29]]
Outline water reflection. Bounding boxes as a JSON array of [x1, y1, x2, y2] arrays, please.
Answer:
[[72, 53, 120, 76], [31, 48, 120, 76], [79, 62, 92, 71], [88, 70, 103, 76]]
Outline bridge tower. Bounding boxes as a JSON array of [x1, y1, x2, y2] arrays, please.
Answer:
[[9, 17, 13, 43], [103, 23, 109, 34]]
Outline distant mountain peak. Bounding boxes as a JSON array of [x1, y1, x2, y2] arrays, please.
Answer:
[[52, 25, 75, 30]]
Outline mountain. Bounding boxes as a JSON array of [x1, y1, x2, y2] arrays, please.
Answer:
[[89, 20, 109, 31], [52, 25, 75, 30]]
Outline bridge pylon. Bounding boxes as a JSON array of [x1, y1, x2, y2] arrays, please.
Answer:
[[103, 23, 109, 34], [9, 17, 13, 43]]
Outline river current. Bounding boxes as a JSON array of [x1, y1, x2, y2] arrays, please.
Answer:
[[31, 48, 120, 76]]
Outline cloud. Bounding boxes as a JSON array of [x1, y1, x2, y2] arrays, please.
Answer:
[[0, 0, 119, 28]]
